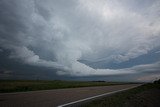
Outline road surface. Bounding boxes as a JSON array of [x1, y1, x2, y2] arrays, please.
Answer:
[[0, 84, 141, 107]]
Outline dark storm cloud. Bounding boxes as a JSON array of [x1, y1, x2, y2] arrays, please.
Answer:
[[0, 0, 65, 69], [0, 0, 160, 81]]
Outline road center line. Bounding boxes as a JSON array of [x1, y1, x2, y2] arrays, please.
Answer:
[[57, 85, 141, 107]]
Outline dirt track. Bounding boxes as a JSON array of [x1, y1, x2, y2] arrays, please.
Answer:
[[0, 84, 140, 107]]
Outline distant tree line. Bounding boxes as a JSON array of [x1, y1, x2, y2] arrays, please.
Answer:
[[154, 79, 160, 84]]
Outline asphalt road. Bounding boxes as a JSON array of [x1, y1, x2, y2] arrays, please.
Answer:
[[0, 84, 141, 107]]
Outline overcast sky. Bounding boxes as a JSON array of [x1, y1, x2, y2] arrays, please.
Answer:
[[0, 0, 160, 82]]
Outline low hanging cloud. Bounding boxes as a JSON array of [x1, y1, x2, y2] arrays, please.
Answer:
[[0, 0, 160, 76], [136, 74, 160, 82]]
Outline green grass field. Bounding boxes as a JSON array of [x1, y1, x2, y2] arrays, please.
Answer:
[[0, 80, 126, 93], [83, 81, 160, 107]]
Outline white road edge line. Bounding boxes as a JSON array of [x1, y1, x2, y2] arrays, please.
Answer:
[[57, 85, 141, 107]]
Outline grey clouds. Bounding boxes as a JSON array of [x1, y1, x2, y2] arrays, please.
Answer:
[[0, 0, 160, 82]]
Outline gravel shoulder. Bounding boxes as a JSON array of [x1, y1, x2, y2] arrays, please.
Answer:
[[83, 83, 160, 107]]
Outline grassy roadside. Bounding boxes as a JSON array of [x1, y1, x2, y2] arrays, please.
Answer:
[[0, 80, 128, 93], [83, 80, 160, 107]]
